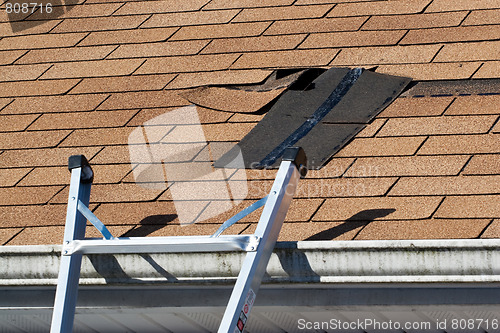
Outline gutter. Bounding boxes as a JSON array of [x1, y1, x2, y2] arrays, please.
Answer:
[[1, 239, 499, 286]]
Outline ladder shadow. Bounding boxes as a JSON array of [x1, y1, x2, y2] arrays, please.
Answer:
[[305, 208, 396, 241]]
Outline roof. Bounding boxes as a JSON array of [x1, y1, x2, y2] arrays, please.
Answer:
[[1, 0, 500, 246]]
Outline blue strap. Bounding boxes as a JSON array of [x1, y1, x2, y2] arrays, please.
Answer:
[[211, 196, 268, 238], [77, 200, 114, 240]]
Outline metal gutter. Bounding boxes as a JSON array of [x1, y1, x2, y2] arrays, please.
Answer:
[[1, 239, 499, 286]]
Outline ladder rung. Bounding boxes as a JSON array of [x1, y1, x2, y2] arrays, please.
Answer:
[[62, 235, 260, 255]]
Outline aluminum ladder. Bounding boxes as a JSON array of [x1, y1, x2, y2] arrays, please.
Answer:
[[50, 146, 307, 333]]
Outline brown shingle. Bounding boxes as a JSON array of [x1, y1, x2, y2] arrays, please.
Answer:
[[277, 221, 361, 241], [60, 127, 135, 147], [463, 155, 500, 175], [481, 220, 500, 238], [135, 54, 240, 74], [362, 11, 467, 30], [0, 168, 32, 187], [233, 4, 333, 22], [1, 228, 22, 245], [69, 74, 175, 94], [1, 94, 108, 114], [40, 59, 145, 79], [6, 225, 134, 245], [126, 107, 232, 127], [0, 114, 39, 132], [93, 201, 179, 226], [236, 198, 323, 223], [377, 115, 497, 137], [51, 16, 150, 33], [265, 17, 367, 35], [0, 99, 13, 111], [166, 69, 271, 89], [0, 186, 63, 206], [0, 64, 50, 82], [108, 40, 209, 59], [0, 50, 26, 65], [0, 79, 80, 98], [355, 219, 491, 240], [295, 177, 397, 198], [300, 158, 355, 179], [344, 155, 469, 177], [142, 10, 239, 28], [463, 9, 500, 26], [335, 136, 426, 157], [417, 134, 500, 155], [313, 196, 443, 221], [426, 0, 500, 12], [28, 109, 137, 130], [434, 41, 500, 62], [435, 195, 500, 219], [376, 62, 482, 80], [78, 27, 177, 46], [0, 130, 70, 150], [200, 123, 255, 141], [89, 145, 130, 165], [332, 45, 442, 66], [50, 183, 164, 204], [171, 22, 270, 41], [0, 20, 60, 37], [389, 175, 500, 196], [202, 34, 306, 54], [401, 25, 500, 45], [204, 0, 294, 10], [0, 147, 102, 168], [16, 46, 116, 64], [328, 0, 431, 17], [473, 61, 500, 79], [29, 3, 121, 19], [299, 30, 405, 49], [19, 164, 131, 186], [356, 119, 386, 138], [0, 33, 86, 50], [97, 91, 187, 110], [113, 0, 209, 15], [0, 205, 67, 227], [445, 95, 500, 115], [378, 96, 453, 118], [231, 49, 338, 69]]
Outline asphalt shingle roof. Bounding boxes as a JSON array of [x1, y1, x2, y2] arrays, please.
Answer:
[[1, 0, 499, 245]]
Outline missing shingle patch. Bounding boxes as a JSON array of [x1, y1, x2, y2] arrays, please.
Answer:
[[215, 67, 411, 170]]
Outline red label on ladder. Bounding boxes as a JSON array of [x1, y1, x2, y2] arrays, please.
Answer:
[[234, 289, 255, 333]]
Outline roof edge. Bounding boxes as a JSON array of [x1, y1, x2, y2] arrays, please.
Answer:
[[1, 239, 499, 286]]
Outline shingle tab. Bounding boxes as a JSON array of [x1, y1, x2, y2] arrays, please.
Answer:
[[435, 195, 500, 219], [299, 30, 405, 49], [1, 94, 109, 114], [0, 147, 102, 168], [355, 219, 491, 240], [108, 40, 209, 59], [378, 97, 453, 118], [232, 49, 338, 69], [136, 54, 240, 74], [28, 109, 137, 130], [345, 155, 469, 177], [0, 130, 70, 150], [0, 228, 22, 245], [16, 46, 116, 64], [113, 0, 209, 15], [0, 186, 64, 206], [377, 115, 498, 137], [463, 155, 500, 175], [313, 196, 443, 221], [389, 175, 500, 196], [51, 16, 150, 33], [376, 62, 482, 80], [233, 4, 333, 22], [142, 10, 239, 28], [69, 74, 175, 94], [40, 59, 145, 79], [0, 33, 86, 50], [328, 0, 431, 17], [463, 9, 500, 26], [418, 134, 500, 155], [0, 79, 80, 98], [0, 114, 39, 132], [0, 168, 32, 187], [202, 34, 306, 54], [265, 17, 367, 35], [401, 25, 500, 45], [335, 136, 426, 157], [434, 40, 500, 62], [171, 22, 270, 41], [0, 64, 51, 82], [362, 11, 467, 30], [425, 0, 500, 12], [78, 27, 177, 46], [332, 45, 442, 66]]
